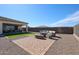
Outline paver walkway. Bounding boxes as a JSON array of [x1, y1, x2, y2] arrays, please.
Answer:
[[45, 34, 79, 55], [0, 37, 30, 55]]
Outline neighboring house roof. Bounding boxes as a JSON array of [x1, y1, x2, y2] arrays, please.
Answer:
[[0, 16, 28, 24]]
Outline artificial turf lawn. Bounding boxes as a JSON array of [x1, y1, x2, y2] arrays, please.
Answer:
[[6, 32, 35, 39]]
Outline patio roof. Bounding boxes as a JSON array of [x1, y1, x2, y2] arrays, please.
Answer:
[[0, 16, 28, 25]]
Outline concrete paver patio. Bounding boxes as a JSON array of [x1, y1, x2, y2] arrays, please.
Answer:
[[0, 37, 30, 55], [12, 37, 56, 55], [45, 34, 79, 55], [0, 34, 79, 55]]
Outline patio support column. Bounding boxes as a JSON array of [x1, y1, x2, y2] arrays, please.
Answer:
[[26, 24, 28, 32], [0, 23, 3, 34]]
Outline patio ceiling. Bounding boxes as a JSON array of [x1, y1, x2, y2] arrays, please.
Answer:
[[0, 16, 28, 26], [0, 20, 25, 26]]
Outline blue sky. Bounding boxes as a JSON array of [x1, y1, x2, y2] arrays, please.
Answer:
[[0, 4, 79, 27]]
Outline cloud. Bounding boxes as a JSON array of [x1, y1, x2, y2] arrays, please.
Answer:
[[51, 11, 79, 27]]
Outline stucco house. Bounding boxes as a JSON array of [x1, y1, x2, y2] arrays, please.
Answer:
[[0, 16, 28, 34]]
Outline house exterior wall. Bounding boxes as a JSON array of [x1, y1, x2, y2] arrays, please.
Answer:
[[2, 23, 28, 34], [74, 24, 79, 37], [0, 23, 3, 34], [3, 23, 19, 33], [18, 24, 28, 32]]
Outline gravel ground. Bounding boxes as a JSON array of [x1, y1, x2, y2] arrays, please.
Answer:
[[0, 37, 30, 55], [45, 34, 79, 55]]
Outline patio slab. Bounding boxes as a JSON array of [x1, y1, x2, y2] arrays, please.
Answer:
[[12, 37, 56, 55], [0, 37, 30, 55], [45, 34, 79, 55]]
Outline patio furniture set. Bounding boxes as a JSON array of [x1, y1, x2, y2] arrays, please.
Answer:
[[35, 30, 56, 39]]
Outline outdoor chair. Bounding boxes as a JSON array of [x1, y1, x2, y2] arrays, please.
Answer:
[[46, 31, 56, 39], [35, 33, 45, 39], [51, 31, 56, 37], [35, 30, 56, 39], [40, 30, 49, 37]]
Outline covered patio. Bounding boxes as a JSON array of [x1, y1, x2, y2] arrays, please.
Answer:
[[0, 16, 28, 35]]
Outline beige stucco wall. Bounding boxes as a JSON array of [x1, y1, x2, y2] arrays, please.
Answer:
[[18, 24, 28, 32], [74, 24, 79, 37], [0, 23, 3, 34]]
